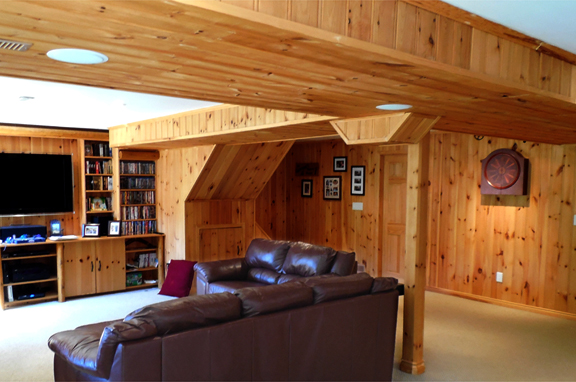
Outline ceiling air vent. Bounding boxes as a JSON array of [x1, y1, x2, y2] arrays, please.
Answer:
[[0, 39, 32, 52]]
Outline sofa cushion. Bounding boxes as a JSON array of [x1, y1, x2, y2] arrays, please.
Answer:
[[159, 260, 197, 297], [330, 251, 356, 276], [247, 268, 280, 284], [371, 277, 399, 293], [125, 292, 241, 336], [208, 280, 267, 294], [234, 282, 313, 318], [276, 273, 301, 284], [281, 242, 337, 277], [245, 238, 290, 272], [303, 272, 374, 304], [195, 258, 248, 283]]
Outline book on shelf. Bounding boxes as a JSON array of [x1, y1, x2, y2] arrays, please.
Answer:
[[126, 272, 142, 287], [85, 142, 111, 158], [120, 161, 156, 175]]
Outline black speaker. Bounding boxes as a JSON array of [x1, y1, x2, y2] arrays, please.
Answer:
[[0, 225, 47, 241], [2, 262, 10, 283]]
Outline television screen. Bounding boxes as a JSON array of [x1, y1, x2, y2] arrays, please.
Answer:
[[0, 153, 74, 216]]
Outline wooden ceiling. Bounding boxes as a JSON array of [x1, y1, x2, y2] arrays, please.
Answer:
[[1, 1, 576, 144]]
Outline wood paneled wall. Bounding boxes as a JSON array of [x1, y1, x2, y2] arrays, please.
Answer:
[[427, 133, 576, 315], [156, 146, 215, 261], [0, 136, 82, 235], [221, 0, 575, 98]]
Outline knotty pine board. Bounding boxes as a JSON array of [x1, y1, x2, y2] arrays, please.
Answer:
[[0, 136, 82, 236]]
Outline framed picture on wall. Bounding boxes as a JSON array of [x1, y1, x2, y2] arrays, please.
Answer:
[[323, 176, 342, 200], [351, 166, 365, 196], [301, 179, 313, 198], [333, 156, 347, 172]]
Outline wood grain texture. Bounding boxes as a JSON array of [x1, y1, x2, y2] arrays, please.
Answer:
[[2, 1, 576, 144]]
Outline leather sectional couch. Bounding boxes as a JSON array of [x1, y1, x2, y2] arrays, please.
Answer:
[[195, 238, 357, 295], [48, 272, 400, 381]]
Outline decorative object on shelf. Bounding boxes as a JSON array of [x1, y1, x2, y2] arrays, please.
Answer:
[[49, 219, 62, 237], [108, 221, 121, 236], [333, 156, 347, 172], [295, 162, 319, 176], [89, 197, 107, 211], [323, 176, 342, 200], [82, 224, 99, 237], [481, 148, 529, 195], [351, 166, 366, 196], [301, 179, 313, 198]]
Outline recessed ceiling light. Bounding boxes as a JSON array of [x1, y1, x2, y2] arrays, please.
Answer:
[[376, 104, 413, 111], [19, 96, 35, 102], [47, 49, 108, 65]]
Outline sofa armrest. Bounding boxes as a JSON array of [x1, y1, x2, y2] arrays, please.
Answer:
[[194, 258, 248, 283], [48, 318, 157, 380]]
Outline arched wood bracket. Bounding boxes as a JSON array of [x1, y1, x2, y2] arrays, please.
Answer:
[[330, 113, 441, 145]]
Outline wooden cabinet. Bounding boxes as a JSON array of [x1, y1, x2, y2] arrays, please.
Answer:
[[0, 243, 59, 309], [125, 235, 164, 290], [62, 240, 125, 297]]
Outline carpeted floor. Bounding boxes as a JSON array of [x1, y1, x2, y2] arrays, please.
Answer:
[[1, 289, 575, 381]]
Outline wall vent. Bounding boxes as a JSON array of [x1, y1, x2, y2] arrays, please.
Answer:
[[0, 39, 33, 52]]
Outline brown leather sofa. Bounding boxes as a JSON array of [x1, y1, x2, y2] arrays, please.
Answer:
[[195, 238, 357, 295], [48, 273, 400, 381]]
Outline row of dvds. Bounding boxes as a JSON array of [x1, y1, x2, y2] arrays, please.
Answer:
[[122, 220, 157, 236], [120, 191, 155, 205], [120, 177, 155, 190], [121, 206, 156, 220], [86, 160, 113, 175], [120, 161, 155, 175], [86, 176, 113, 191], [85, 142, 112, 157]]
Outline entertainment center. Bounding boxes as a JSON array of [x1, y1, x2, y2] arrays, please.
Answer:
[[0, 136, 166, 309]]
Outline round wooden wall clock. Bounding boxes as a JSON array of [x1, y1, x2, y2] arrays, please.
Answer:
[[481, 149, 529, 195]]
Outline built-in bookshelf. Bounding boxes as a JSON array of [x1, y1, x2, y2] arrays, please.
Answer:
[[119, 151, 159, 236], [83, 140, 115, 231], [125, 236, 160, 289]]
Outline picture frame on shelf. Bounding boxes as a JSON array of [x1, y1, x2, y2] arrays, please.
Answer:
[[108, 221, 121, 236], [333, 156, 347, 172], [351, 166, 366, 196], [301, 179, 313, 198], [323, 176, 342, 200], [84, 144, 93, 157], [82, 223, 100, 237], [90, 197, 107, 211]]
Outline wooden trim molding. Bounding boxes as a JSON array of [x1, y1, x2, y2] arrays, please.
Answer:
[[0, 124, 109, 140]]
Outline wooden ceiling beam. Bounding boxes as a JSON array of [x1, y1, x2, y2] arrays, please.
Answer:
[[331, 113, 440, 145]]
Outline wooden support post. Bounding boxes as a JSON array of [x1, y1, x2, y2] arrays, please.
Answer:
[[57, 243, 65, 302], [400, 133, 430, 375]]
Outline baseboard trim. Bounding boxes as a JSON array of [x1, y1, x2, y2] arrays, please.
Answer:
[[399, 360, 426, 375], [426, 286, 576, 322]]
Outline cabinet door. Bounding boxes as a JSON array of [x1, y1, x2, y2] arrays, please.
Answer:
[[96, 240, 126, 293], [199, 227, 244, 262], [63, 242, 96, 297]]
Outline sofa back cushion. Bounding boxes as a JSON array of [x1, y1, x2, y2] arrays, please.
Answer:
[[125, 292, 241, 335], [234, 282, 313, 318], [281, 242, 336, 277], [247, 268, 280, 284], [245, 238, 290, 272], [371, 277, 399, 293], [303, 272, 374, 304], [330, 251, 356, 276]]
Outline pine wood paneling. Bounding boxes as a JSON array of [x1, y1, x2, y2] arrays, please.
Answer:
[[428, 132, 576, 316]]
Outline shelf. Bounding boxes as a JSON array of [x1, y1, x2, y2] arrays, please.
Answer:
[[85, 156, 112, 160], [120, 189, 156, 191], [85, 173, 113, 176], [126, 248, 157, 254], [86, 190, 113, 193], [125, 283, 158, 290], [1, 253, 56, 261], [120, 174, 156, 177], [86, 210, 114, 214], [123, 219, 157, 222], [121, 204, 155, 207], [3, 291, 58, 308], [3, 277, 58, 287], [126, 267, 158, 273]]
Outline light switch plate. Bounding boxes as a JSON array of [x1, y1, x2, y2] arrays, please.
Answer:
[[496, 272, 503, 283], [352, 202, 363, 211]]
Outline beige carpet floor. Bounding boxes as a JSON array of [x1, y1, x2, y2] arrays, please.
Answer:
[[1, 289, 575, 381]]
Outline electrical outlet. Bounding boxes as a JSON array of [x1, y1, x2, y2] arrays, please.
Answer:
[[573, 214, 576, 226], [496, 272, 503, 283]]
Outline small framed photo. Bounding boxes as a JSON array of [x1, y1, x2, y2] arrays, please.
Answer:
[[323, 176, 342, 200], [301, 179, 313, 198], [108, 221, 121, 236], [351, 166, 366, 196], [333, 156, 347, 172], [82, 223, 100, 237], [84, 143, 93, 157]]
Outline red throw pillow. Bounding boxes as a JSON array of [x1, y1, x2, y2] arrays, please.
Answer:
[[159, 260, 197, 298]]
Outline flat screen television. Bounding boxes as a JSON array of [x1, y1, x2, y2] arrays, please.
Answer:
[[0, 153, 74, 216]]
